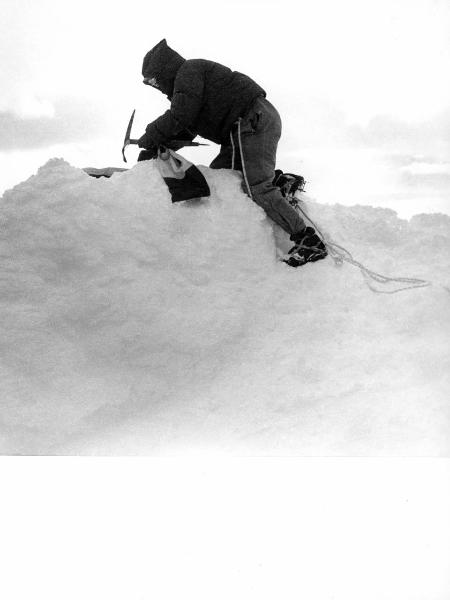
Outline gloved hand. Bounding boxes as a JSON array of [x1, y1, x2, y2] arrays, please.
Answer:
[[137, 132, 158, 161], [137, 132, 158, 153], [166, 140, 186, 151], [166, 129, 194, 151], [137, 148, 159, 162]]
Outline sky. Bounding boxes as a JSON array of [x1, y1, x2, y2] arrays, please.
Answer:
[[1, 0, 449, 216]]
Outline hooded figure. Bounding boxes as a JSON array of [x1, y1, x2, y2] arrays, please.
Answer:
[[141, 39, 184, 100], [139, 39, 328, 266]]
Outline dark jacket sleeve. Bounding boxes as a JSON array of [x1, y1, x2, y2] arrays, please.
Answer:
[[144, 61, 206, 145]]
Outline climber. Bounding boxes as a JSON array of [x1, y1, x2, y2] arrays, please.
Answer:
[[138, 38, 327, 266]]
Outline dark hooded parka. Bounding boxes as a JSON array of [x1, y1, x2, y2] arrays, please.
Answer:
[[139, 39, 309, 239], [139, 39, 266, 148]]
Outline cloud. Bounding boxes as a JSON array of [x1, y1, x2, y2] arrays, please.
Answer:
[[347, 109, 450, 151], [0, 97, 109, 151], [376, 153, 450, 195], [281, 96, 450, 160], [400, 170, 450, 191]]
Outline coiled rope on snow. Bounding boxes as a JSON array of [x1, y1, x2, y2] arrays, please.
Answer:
[[294, 202, 432, 294]]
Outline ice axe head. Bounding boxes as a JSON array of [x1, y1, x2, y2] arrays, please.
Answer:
[[121, 109, 138, 163], [121, 108, 208, 162]]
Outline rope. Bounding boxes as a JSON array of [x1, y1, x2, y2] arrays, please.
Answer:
[[230, 128, 236, 171], [293, 201, 432, 294], [236, 118, 254, 201]]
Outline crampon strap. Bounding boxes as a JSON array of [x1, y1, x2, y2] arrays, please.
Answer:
[[273, 170, 306, 198]]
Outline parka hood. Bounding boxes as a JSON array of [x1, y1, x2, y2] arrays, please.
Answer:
[[142, 39, 185, 99]]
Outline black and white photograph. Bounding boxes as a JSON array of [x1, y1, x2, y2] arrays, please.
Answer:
[[1, 0, 449, 598]]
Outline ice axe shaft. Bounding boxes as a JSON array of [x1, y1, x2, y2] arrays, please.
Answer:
[[128, 139, 207, 147], [121, 109, 207, 163]]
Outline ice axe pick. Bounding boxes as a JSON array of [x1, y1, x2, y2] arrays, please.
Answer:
[[121, 109, 138, 163], [121, 109, 208, 163]]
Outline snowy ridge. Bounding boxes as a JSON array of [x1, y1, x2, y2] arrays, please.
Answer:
[[1, 158, 449, 455]]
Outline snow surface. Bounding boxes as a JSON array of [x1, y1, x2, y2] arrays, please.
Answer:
[[1, 158, 449, 455]]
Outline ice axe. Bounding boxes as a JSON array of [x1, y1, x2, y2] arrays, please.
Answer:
[[121, 109, 208, 163]]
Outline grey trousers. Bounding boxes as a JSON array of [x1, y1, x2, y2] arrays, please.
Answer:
[[209, 97, 305, 236]]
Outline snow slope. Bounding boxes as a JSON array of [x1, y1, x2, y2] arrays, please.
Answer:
[[1, 158, 449, 455]]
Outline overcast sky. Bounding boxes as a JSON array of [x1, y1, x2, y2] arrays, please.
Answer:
[[1, 0, 449, 216]]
